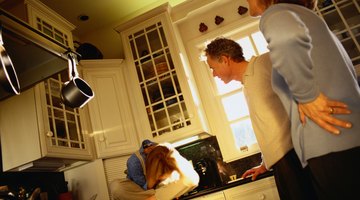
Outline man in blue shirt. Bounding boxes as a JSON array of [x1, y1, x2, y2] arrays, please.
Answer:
[[126, 139, 158, 190]]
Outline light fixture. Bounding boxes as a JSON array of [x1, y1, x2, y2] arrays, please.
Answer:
[[77, 14, 89, 21]]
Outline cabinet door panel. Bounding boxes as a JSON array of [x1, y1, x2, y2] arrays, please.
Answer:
[[224, 177, 280, 200], [83, 61, 139, 158], [120, 12, 205, 143], [0, 88, 42, 171], [191, 191, 225, 200], [40, 73, 92, 158]]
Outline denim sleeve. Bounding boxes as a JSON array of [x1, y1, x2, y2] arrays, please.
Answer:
[[126, 154, 147, 190]]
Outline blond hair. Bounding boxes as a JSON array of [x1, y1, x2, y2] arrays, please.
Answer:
[[145, 145, 180, 189]]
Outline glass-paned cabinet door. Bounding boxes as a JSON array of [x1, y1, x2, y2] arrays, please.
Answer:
[[316, 0, 360, 65], [43, 70, 86, 149], [128, 21, 190, 138]]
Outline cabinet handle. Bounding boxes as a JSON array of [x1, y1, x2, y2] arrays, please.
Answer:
[[258, 193, 265, 200], [46, 131, 54, 137]]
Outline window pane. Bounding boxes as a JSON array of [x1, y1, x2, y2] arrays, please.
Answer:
[[221, 92, 249, 121], [231, 119, 257, 148], [214, 77, 242, 95], [251, 31, 269, 55], [236, 37, 256, 60]]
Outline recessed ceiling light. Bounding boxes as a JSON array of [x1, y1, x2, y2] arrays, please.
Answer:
[[78, 14, 89, 21]]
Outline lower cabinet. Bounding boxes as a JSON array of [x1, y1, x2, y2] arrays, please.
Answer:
[[191, 191, 226, 200], [81, 59, 139, 158], [223, 177, 280, 200]]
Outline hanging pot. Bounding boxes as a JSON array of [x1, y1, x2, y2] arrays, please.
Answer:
[[61, 51, 94, 108], [0, 25, 20, 95]]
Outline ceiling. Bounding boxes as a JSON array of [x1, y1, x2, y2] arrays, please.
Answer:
[[38, 0, 187, 37]]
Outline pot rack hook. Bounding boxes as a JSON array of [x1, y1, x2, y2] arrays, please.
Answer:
[[65, 49, 81, 78]]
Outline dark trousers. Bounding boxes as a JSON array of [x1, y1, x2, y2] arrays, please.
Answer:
[[307, 147, 360, 200], [272, 149, 318, 200]]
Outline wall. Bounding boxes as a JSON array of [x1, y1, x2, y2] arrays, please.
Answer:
[[173, 0, 251, 43], [79, 24, 125, 59], [75, 0, 193, 59]]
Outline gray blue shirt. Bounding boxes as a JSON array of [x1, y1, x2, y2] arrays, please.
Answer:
[[260, 3, 360, 166]]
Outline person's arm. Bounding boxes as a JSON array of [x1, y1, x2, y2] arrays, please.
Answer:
[[260, 7, 351, 133], [127, 155, 147, 190], [172, 150, 199, 187], [161, 143, 199, 187], [241, 161, 268, 181]]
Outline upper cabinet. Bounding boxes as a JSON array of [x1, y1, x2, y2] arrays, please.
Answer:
[[25, 0, 75, 49], [0, 0, 75, 52], [116, 7, 208, 143], [82, 59, 140, 158], [316, 0, 360, 65], [0, 70, 93, 172]]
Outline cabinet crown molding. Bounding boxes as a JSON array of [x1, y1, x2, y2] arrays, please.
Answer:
[[25, 0, 75, 30], [114, 3, 169, 33], [80, 59, 125, 68]]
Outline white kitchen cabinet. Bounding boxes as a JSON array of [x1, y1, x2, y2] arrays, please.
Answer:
[[316, 0, 360, 65], [81, 59, 139, 158], [223, 177, 279, 200], [1, 0, 75, 51], [191, 191, 226, 200], [25, 0, 75, 49], [116, 5, 207, 143], [0, 70, 93, 172]]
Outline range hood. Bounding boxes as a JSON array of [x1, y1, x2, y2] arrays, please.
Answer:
[[0, 9, 68, 100]]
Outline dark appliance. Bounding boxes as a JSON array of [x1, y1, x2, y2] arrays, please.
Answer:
[[194, 157, 222, 191], [176, 136, 223, 195]]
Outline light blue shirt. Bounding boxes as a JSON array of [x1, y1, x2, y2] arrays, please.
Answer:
[[260, 3, 360, 166]]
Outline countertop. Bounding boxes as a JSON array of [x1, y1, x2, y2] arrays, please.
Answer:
[[179, 171, 274, 199]]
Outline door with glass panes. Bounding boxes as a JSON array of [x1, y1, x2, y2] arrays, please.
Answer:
[[121, 13, 202, 141], [40, 70, 92, 158]]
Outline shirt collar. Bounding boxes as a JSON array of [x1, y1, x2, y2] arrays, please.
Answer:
[[243, 56, 256, 80]]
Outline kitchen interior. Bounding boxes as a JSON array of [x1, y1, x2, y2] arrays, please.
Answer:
[[0, 0, 359, 199]]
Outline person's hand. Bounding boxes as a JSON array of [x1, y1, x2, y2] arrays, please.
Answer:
[[298, 93, 352, 134], [241, 163, 267, 181]]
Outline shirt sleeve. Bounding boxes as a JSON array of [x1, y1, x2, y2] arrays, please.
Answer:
[[260, 6, 320, 103], [126, 154, 147, 190]]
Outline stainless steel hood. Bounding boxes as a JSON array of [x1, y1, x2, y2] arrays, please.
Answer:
[[0, 9, 68, 100]]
